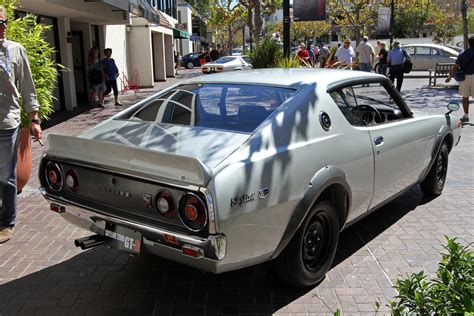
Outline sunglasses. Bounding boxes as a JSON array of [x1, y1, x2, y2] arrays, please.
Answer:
[[0, 19, 7, 26]]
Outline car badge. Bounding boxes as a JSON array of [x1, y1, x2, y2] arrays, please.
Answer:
[[143, 194, 153, 208], [258, 188, 270, 199], [230, 193, 256, 207]]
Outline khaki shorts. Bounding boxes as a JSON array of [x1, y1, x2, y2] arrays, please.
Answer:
[[459, 74, 474, 97]]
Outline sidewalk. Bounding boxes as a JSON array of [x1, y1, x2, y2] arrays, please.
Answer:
[[0, 73, 472, 315]]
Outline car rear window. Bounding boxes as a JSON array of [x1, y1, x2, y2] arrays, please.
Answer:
[[119, 84, 296, 133]]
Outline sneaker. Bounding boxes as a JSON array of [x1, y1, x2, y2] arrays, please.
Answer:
[[114, 102, 122, 106], [0, 226, 14, 244], [460, 116, 469, 123]]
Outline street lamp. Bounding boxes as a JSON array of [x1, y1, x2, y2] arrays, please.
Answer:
[[283, 0, 290, 57], [389, 0, 395, 47]]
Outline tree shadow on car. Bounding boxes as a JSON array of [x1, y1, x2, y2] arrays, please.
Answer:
[[0, 187, 437, 315]]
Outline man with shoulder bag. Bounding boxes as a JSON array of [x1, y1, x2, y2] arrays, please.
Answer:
[[447, 35, 474, 123]]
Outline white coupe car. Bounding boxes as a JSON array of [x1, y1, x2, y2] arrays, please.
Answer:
[[201, 56, 253, 74]]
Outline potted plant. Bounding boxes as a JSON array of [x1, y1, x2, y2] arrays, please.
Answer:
[[2, 0, 60, 192]]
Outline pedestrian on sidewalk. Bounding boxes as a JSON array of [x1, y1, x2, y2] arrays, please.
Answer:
[[447, 35, 474, 123], [101, 48, 121, 106], [0, 6, 42, 244], [174, 51, 182, 76], [87, 47, 104, 108], [377, 42, 389, 76], [356, 35, 375, 73], [334, 38, 354, 69], [387, 41, 410, 92]]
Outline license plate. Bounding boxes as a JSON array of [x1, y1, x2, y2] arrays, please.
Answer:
[[104, 223, 142, 254]]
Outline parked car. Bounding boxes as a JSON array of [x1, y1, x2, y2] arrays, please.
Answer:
[[232, 47, 243, 55], [201, 55, 252, 74], [402, 44, 458, 70], [181, 52, 201, 69], [444, 45, 463, 53], [40, 69, 461, 287]]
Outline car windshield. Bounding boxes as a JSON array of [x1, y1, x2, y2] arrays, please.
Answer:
[[119, 84, 296, 133], [215, 57, 236, 64]]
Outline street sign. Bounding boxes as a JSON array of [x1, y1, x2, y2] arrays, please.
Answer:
[[293, 0, 326, 21]]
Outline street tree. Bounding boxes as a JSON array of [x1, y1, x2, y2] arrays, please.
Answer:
[[239, 0, 282, 46], [208, 0, 246, 51], [266, 20, 331, 44], [392, 0, 433, 38], [185, 0, 213, 19], [430, 7, 457, 44], [328, 0, 378, 46]]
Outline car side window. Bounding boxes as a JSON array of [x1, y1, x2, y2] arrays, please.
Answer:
[[330, 83, 406, 126], [404, 47, 415, 55], [416, 47, 431, 55]]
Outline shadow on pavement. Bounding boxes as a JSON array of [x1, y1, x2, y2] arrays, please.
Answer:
[[0, 187, 434, 315]]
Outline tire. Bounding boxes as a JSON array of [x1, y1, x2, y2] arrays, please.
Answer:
[[274, 201, 340, 288], [186, 62, 194, 69], [420, 142, 449, 196], [373, 62, 380, 73]]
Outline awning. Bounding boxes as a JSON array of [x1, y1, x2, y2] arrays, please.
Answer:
[[173, 28, 189, 39], [129, 0, 160, 24]]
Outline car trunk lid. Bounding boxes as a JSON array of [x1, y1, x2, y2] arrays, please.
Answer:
[[46, 122, 250, 186]]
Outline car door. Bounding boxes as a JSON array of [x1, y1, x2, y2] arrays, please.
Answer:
[[350, 83, 433, 209], [415, 46, 433, 70]]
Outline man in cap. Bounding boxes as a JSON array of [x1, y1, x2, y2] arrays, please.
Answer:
[[387, 41, 410, 91], [334, 38, 355, 69], [357, 36, 375, 73]]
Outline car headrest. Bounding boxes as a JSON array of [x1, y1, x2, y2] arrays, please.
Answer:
[[238, 105, 268, 123]]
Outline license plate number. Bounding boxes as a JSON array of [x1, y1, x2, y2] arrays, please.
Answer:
[[104, 223, 142, 254]]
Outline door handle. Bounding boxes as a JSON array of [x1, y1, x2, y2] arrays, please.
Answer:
[[374, 136, 384, 146]]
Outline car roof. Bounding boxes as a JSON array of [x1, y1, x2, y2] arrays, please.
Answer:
[[403, 43, 459, 55], [181, 68, 384, 88]]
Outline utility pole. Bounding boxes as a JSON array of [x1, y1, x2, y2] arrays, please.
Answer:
[[461, 0, 469, 49], [283, 0, 290, 57], [389, 0, 395, 48]]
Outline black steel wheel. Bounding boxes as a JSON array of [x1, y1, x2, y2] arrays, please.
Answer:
[[420, 142, 449, 196], [275, 200, 339, 288]]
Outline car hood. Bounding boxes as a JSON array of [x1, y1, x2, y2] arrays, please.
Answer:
[[79, 120, 250, 168]]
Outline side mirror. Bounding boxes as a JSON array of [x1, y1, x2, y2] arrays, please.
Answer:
[[447, 102, 460, 112], [446, 102, 460, 115]]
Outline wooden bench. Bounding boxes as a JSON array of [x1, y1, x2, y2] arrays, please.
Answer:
[[429, 62, 455, 86]]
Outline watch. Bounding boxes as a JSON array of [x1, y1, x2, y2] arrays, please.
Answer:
[[31, 119, 40, 125]]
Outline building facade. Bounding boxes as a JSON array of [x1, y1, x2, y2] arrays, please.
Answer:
[[16, 0, 188, 113]]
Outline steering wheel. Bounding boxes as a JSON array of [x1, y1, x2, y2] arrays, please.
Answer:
[[358, 104, 382, 126]]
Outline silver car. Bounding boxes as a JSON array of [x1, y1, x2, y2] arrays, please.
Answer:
[[39, 69, 462, 287], [403, 44, 458, 70], [201, 56, 253, 74]]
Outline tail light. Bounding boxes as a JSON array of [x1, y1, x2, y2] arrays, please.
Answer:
[[178, 193, 208, 232], [45, 162, 63, 192], [65, 169, 79, 191], [155, 190, 176, 217], [216, 67, 224, 72]]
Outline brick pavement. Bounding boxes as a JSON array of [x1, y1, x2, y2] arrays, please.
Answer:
[[0, 72, 473, 316]]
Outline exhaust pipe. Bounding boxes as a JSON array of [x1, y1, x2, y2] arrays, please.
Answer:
[[74, 234, 105, 250]]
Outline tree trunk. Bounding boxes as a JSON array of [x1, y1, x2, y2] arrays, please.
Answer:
[[247, 6, 254, 49], [228, 25, 234, 54], [462, 0, 468, 49], [253, 1, 263, 43]]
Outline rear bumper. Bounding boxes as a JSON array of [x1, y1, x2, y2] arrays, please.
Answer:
[[40, 188, 226, 273]]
